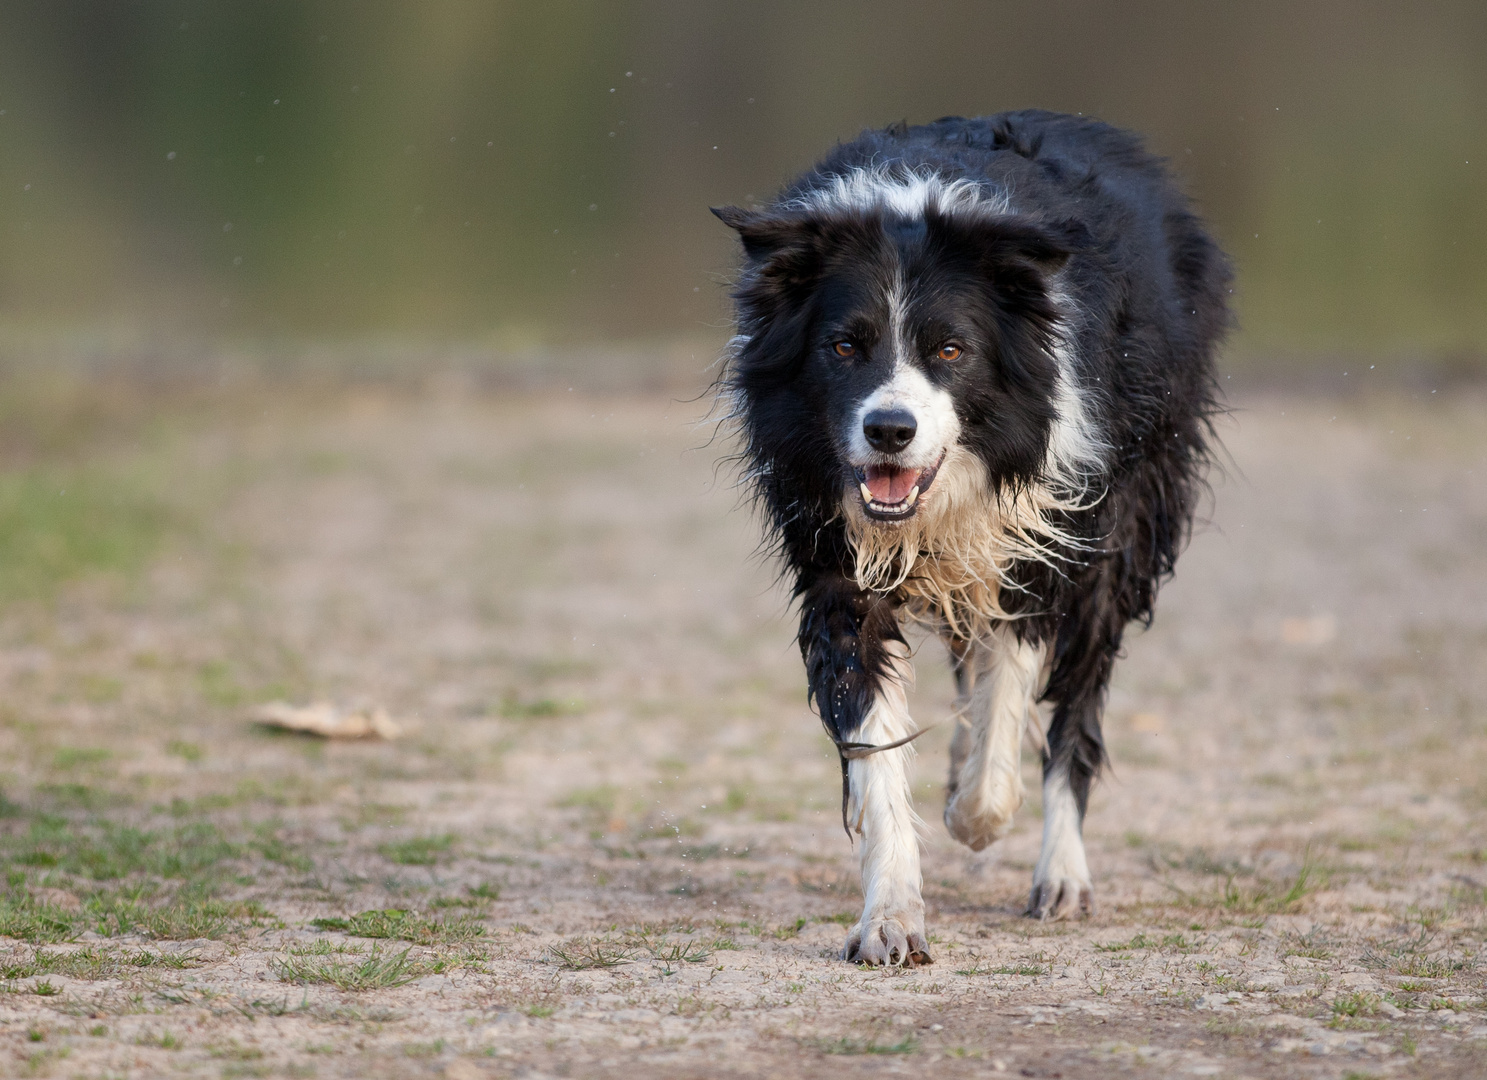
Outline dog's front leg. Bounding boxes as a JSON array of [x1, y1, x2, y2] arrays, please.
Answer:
[[841, 640, 930, 966], [944, 630, 1047, 851], [797, 573, 929, 966]]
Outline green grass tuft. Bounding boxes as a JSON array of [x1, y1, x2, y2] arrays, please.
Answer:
[[2, 816, 237, 881], [165, 741, 204, 763], [134, 898, 275, 940], [544, 931, 716, 971], [377, 834, 456, 866], [545, 938, 641, 970], [647, 940, 714, 966], [1282, 928, 1333, 960], [1219, 862, 1316, 914], [51, 748, 111, 770], [499, 694, 585, 719], [0, 947, 195, 980], [0, 883, 274, 945], [0, 896, 81, 944], [1391, 953, 1468, 978], [0, 463, 171, 605], [809, 1035, 919, 1055], [1095, 932, 1200, 953], [309, 908, 484, 945], [271, 945, 429, 990], [1334, 991, 1383, 1018]]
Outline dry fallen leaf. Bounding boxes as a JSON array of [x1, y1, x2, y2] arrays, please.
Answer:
[[254, 701, 402, 740], [1280, 613, 1337, 646], [1129, 711, 1166, 734]]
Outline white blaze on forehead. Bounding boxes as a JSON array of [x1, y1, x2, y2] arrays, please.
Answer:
[[786, 166, 1010, 220], [886, 269, 909, 366], [847, 271, 959, 468]]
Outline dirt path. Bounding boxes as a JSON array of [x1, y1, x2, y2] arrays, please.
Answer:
[[0, 380, 1484, 1078]]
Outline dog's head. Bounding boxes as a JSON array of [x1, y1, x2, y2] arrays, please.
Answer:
[[716, 179, 1090, 530]]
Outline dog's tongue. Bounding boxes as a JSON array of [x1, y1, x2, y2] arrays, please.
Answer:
[[864, 464, 919, 503]]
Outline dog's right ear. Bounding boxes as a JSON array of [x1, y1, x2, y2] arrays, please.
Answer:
[[710, 205, 755, 230], [711, 206, 813, 262]]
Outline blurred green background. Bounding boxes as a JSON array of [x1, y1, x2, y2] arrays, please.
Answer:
[[1, 0, 1485, 370]]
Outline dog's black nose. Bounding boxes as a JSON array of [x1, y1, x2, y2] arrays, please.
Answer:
[[862, 408, 917, 453]]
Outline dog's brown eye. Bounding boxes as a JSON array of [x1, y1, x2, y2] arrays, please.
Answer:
[[833, 341, 856, 358], [937, 344, 962, 361]]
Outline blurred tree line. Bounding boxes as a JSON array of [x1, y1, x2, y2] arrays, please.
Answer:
[[0, 0, 1484, 368]]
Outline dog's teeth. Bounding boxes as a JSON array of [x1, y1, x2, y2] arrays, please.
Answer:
[[859, 482, 873, 504], [906, 486, 920, 506]]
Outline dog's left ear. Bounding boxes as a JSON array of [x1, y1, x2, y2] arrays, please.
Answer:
[[976, 215, 1093, 274]]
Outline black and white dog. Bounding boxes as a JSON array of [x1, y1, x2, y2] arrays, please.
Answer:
[[714, 111, 1230, 966]]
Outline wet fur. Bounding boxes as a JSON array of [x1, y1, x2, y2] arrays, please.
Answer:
[[714, 111, 1230, 961]]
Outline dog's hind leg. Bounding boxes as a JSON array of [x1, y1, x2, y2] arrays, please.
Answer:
[[840, 639, 931, 966], [1027, 566, 1125, 920], [943, 629, 1046, 852], [1029, 679, 1106, 919]]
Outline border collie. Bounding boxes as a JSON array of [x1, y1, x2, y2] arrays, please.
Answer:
[[714, 111, 1230, 966]]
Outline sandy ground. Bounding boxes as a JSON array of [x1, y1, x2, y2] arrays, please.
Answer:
[[0, 378, 1484, 1079]]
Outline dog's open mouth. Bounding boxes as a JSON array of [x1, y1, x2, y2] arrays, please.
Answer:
[[854, 451, 946, 521]]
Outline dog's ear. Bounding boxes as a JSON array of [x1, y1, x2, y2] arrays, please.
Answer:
[[710, 205, 755, 230], [711, 206, 816, 262], [940, 214, 1090, 392], [972, 215, 1092, 274], [713, 206, 825, 300]]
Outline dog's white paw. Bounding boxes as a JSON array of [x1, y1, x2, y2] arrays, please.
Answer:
[[1029, 771, 1093, 920], [1027, 870, 1094, 920], [943, 781, 1020, 852], [841, 914, 933, 967]]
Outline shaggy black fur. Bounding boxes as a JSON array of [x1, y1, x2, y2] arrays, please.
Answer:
[[716, 111, 1230, 830]]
